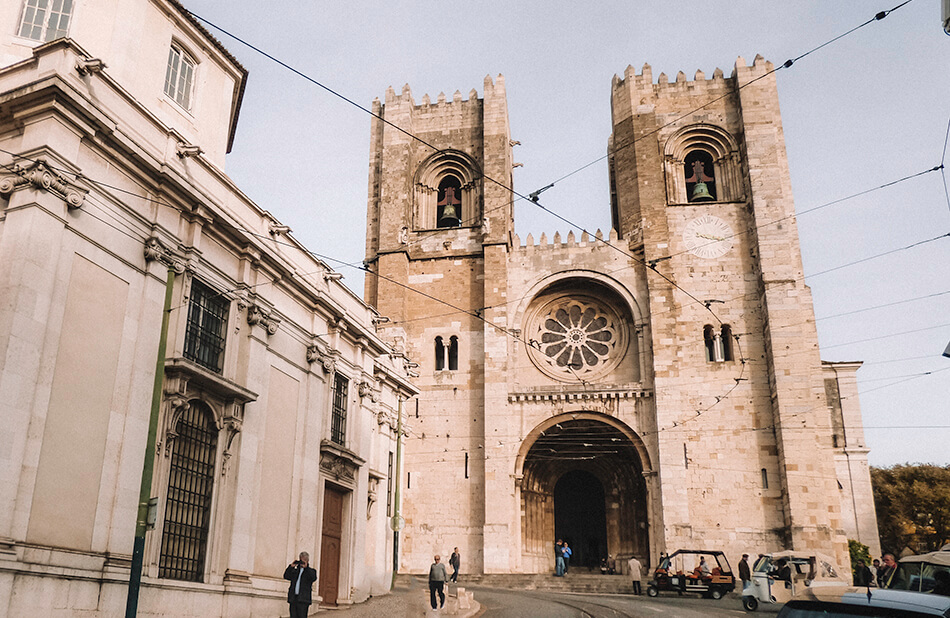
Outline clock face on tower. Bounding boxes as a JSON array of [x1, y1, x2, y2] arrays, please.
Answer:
[[683, 214, 733, 259]]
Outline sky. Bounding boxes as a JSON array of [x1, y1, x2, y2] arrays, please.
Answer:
[[181, 0, 950, 467]]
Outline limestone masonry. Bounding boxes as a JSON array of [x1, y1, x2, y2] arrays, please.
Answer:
[[364, 58, 879, 576]]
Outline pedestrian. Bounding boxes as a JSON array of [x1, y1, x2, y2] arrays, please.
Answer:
[[449, 547, 461, 583], [627, 555, 643, 595], [562, 542, 572, 573], [877, 554, 897, 588], [738, 553, 752, 594], [283, 551, 317, 618], [428, 554, 448, 610], [869, 558, 881, 587], [854, 559, 872, 587], [554, 539, 565, 577]]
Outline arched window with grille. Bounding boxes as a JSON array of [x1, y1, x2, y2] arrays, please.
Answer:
[[159, 401, 217, 582]]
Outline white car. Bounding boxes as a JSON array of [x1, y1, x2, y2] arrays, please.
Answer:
[[777, 586, 950, 618]]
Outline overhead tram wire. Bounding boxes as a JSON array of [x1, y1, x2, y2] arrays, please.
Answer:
[[182, 2, 915, 323], [0, 2, 918, 405]]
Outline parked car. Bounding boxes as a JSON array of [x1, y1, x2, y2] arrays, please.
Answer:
[[742, 550, 848, 612], [888, 546, 950, 593], [646, 549, 735, 600], [777, 586, 950, 617]]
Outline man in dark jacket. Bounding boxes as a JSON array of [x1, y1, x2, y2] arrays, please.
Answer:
[[854, 559, 873, 586], [284, 551, 317, 618], [738, 554, 752, 594]]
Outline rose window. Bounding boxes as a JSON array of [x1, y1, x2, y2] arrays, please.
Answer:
[[526, 296, 625, 380]]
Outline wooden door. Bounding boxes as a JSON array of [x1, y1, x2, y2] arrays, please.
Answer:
[[318, 486, 345, 605]]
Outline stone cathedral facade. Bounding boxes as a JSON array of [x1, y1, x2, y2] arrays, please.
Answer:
[[364, 57, 880, 575]]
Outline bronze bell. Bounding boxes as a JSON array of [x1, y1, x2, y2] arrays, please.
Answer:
[[691, 181, 714, 201], [437, 187, 461, 227]]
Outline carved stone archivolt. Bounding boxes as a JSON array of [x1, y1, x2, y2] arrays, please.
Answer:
[[247, 304, 280, 335], [0, 159, 87, 209]]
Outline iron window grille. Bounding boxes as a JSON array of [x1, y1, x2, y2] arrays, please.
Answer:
[[331, 374, 348, 445], [159, 402, 217, 582], [183, 279, 228, 373], [18, 0, 72, 42]]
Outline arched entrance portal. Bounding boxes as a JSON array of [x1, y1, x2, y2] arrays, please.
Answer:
[[519, 417, 649, 573]]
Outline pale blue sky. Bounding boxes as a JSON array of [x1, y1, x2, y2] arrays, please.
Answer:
[[183, 0, 950, 466]]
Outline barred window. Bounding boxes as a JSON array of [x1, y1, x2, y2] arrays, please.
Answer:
[[159, 401, 217, 582], [183, 279, 228, 373], [17, 0, 72, 42], [330, 374, 348, 445], [164, 44, 196, 110]]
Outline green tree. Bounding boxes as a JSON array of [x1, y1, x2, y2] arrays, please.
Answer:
[[871, 464, 950, 555], [849, 539, 871, 579]]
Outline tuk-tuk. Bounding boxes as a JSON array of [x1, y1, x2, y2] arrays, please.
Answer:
[[887, 545, 950, 592], [646, 549, 735, 600], [742, 551, 847, 612]]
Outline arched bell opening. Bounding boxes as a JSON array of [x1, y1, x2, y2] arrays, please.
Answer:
[[518, 416, 650, 573]]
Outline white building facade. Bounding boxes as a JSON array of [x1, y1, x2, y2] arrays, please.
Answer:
[[0, 1, 416, 615]]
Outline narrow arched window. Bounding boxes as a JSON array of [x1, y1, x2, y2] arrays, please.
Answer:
[[435, 336, 445, 370], [761, 468, 769, 490], [684, 150, 716, 202], [448, 336, 459, 371], [160, 401, 217, 582], [720, 324, 734, 362], [437, 176, 462, 228], [703, 325, 716, 362]]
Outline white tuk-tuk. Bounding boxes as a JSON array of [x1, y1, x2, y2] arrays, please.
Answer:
[[742, 551, 848, 612]]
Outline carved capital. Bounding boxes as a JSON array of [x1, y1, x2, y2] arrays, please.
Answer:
[[144, 237, 186, 273], [0, 159, 87, 209], [247, 304, 279, 335]]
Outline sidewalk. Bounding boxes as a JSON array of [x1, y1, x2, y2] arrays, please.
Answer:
[[315, 577, 480, 618]]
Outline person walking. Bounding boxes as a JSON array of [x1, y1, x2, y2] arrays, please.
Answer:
[[554, 540, 565, 577], [449, 547, 461, 583], [627, 555, 643, 595], [428, 554, 449, 610], [283, 551, 317, 618], [738, 554, 752, 594], [562, 542, 572, 573]]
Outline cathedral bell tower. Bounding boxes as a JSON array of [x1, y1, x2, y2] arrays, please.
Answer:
[[609, 57, 849, 564], [363, 77, 514, 572]]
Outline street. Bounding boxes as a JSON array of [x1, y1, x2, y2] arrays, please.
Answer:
[[472, 588, 777, 617]]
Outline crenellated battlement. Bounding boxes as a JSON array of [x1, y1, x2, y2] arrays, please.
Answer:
[[611, 54, 774, 98], [376, 74, 506, 111], [512, 228, 619, 251]]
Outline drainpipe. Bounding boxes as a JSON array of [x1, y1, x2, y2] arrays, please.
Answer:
[[126, 266, 176, 618], [391, 397, 405, 589]]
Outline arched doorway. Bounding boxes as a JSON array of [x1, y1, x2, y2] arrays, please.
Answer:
[[519, 416, 649, 573], [555, 470, 607, 570]]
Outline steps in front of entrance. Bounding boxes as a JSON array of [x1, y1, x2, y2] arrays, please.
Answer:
[[396, 572, 635, 595]]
